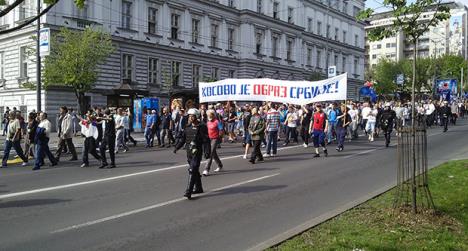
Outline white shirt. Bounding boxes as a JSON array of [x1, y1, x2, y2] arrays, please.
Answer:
[[424, 104, 435, 115], [361, 107, 371, 120], [115, 115, 124, 131], [348, 109, 358, 121], [367, 109, 377, 123], [80, 121, 98, 139], [286, 112, 298, 127], [38, 119, 52, 138]]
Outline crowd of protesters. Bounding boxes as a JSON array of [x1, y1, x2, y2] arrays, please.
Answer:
[[0, 98, 466, 197]]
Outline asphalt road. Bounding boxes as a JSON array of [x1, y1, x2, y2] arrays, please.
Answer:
[[0, 121, 467, 251]]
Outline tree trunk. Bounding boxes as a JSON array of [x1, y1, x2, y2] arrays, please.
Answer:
[[74, 91, 88, 116], [411, 40, 417, 214]]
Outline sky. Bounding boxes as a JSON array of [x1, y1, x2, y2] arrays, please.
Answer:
[[365, 0, 468, 12]]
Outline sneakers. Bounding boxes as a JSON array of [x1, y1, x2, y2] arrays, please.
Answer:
[[21, 162, 28, 166], [202, 170, 209, 176], [263, 153, 271, 158], [214, 167, 222, 172], [80, 163, 89, 168], [248, 159, 255, 164], [313, 153, 320, 158], [271, 154, 277, 157], [243, 154, 248, 159], [303, 143, 308, 148]]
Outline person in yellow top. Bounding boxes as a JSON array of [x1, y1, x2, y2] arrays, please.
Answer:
[[2, 112, 28, 168]]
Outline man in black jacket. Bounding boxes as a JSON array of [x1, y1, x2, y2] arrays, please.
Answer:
[[99, 109, 116, 168], [173, 108, 210, 200]]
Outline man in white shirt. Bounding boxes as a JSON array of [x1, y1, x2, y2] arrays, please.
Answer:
[[424, 100, 436, 127], [2, 112, 28, 167], [347, 103, 359, 140], [33, 112, 57, 170], [115, 108, 129, 153], [361, 103, 372, 134]]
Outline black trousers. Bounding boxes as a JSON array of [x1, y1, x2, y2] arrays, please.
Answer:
[[301, 126, 310, 144], [82, 137, 101, 165], [250, 140, 263, 161], [55, 138, 77, 160], [384, 129, 392, 145], [442, 117, 449, 131], [100, 135, 116, 165], [186, 154, 202, 195]]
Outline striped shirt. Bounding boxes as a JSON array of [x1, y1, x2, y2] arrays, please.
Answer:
[[266, 109, 281, 131]]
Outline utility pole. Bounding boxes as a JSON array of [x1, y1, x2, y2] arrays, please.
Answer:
[[36, 0, 41, 112], [461, 67, 464, 98]]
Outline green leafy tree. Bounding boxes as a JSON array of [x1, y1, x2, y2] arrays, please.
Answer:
[[436, 54, 468, 88], [43, 27, 114, 114], [359, 0, 450, 214]]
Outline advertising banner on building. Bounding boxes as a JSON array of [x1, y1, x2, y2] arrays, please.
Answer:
[[449, 14, 464, 56], [199, 73, 347, 105], [39, 28, 50, 57]]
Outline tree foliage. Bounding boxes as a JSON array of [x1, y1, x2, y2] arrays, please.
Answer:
[[43, 27, 114, 114]]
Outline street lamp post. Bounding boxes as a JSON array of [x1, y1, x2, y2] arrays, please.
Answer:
[[36, 0, 41, 112]]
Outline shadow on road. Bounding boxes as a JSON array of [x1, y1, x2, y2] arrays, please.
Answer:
[[0, 198, 72, 208], [209, 167, 279, 176]]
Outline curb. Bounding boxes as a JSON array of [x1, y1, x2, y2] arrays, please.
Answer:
[[246, 183, 396, 251]]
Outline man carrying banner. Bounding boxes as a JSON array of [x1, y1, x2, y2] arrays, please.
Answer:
[[309, 104, 328, 158], [336, 105, 351, 152]]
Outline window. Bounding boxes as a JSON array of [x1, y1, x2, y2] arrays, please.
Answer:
[[334, 55, 338, 66], [342, 31, 347, 43], [353, 6, 361, 17], [335, 28, 339, 41], [287, 7, 294, 24], [122, 54, 133, 80], [171, 14, 180, 40], [372, 54, 377, 59], [19, 47, 28, 78], [210, 24, 218, 47], [326, 52, 330, 68], [386, 43, 391, 48], [273, 2, 279, 19], [148, 58, 159, 86], [77, 4, 88, 19], [286, 38, 293, 61], [272, 35, 278, 58], [228, 70, 235, 78], [121, 1, 132, 29], [0, 52, 4, 79], [257, 0, 263, 14], [228, 0, 235, 8], [307, 18, 313, 32], [192, 64, 201, 87], [192, 19, 200, 43], [316, 50, 321, 68], [148, 8, 157, 34], [326, 24, 331, 38], [343, 1, 348, 14], [317, 21, 322, 35], [255, 31, 263, 54], [307, 47, 312, 66], [342, 56, 346, 73], [354, 57, 359, 76], [354, 34, 359, 47], [211, 67, 219, 80], [18, 0, 34, 20], [171, 61, 182, 86], [228, 28, 235, 50]]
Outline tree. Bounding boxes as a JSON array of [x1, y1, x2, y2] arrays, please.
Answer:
[[43, 27, 114, 114], [359, 0, 450, 214], [371, 59, 404, 94], [436, 54, 468, 90]]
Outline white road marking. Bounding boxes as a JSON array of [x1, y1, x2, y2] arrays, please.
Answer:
[[51, 173, 280, 234], [0, 146, 299, 200]]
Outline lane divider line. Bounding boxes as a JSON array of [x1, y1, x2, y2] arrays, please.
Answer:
[[51, 173, 280, 234]]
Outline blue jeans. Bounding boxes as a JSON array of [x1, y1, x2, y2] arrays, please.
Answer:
[[34, 137, 57, 169], [144, 127, 154, 146], [2, 140, 27, 166], [336, 127, 346, 148], [327, 121, 336, 143], [266, 131, 278, 155]]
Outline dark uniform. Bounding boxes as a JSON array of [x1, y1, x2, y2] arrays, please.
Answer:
[[440, 104, 452, 132], [174, 121, 210, 199], [99, 112, 116, 168], [379, 108, 396, 147]]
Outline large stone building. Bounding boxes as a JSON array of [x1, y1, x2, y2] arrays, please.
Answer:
[[365, 1, 468, 69], [0, 0, 365, 123]]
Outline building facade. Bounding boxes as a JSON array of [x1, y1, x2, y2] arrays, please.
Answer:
[[0, 0, 365, 124], [365, 2, 468, 69]]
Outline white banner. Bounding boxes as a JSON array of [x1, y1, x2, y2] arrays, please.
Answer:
[[199, 73, 347, 105], [39, 28, 50, 57]]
